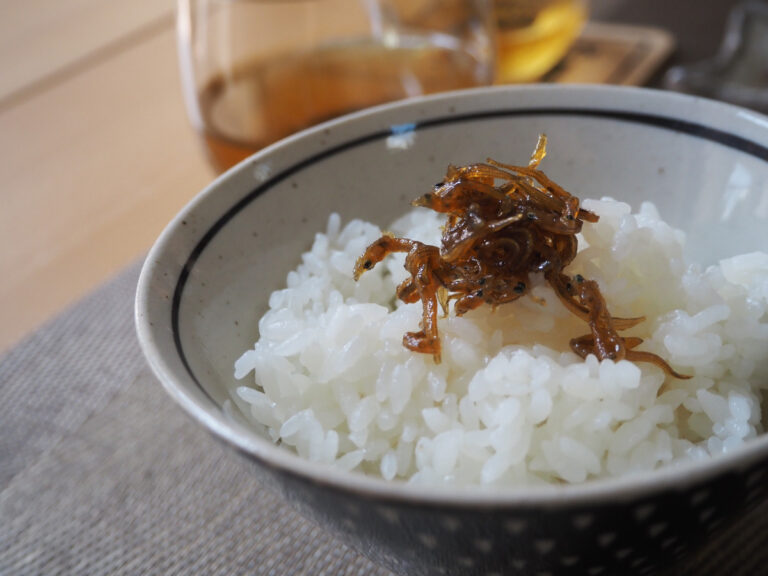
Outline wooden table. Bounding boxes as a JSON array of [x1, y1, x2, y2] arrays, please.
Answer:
[[0, 0, 741, 354], [0, 0, 215, 352]]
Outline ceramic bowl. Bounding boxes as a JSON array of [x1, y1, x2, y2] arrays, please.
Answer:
[[136, 85, 768, 576]]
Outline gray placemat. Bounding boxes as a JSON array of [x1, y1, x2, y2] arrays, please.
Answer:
[[1, 260, 766, 575], [0, 261, 389, 576]]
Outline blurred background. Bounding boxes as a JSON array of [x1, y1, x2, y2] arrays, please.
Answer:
[[0, 0, 759, 354]]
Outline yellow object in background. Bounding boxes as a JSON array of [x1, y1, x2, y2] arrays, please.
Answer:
[[494, 0, 589, 83]]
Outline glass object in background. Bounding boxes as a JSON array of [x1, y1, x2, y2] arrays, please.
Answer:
[[664, 1, 768, 115], [177, 0, 495, 172], [494, 0, 588, 83]]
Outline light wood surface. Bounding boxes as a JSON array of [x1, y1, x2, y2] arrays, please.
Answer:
[[0, 0, 175, 103], [0, 0, 215, 352]]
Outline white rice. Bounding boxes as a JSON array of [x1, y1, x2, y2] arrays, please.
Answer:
[[233, 198, 768, 486]]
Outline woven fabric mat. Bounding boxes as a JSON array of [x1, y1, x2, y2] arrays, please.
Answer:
[[0, 262, 389, 576], [1, 261, 767, 575]]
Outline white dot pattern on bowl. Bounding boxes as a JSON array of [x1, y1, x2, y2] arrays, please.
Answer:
[[418, 533, 438, 549], [633, 504, 656, 522], [535, 539, 556, 554], [698, 507, 716, 522], [561, 556, 579, 566], [442, 516, 462, 532], [341, 517, 356, 531], [690, 488, 711, 506], [504, 519, 527, 534], [707, 518, 724, 532], [648, 522, 667, 537], [671, 544, 688, 559], [597, 532, 616, 547], [291, 461, 768, 576], [572, 514, 593, 529], [473, 538, 493, 554], [344, 502, 361, 516], [660, 536, 679, 550], [375, 506, 399, 524]]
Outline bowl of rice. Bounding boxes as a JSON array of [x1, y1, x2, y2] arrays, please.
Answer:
[[136, 85, 768, 575]]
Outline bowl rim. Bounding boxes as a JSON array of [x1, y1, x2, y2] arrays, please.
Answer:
[[137, 83, 768, 508]]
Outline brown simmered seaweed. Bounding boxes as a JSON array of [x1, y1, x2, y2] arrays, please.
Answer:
[[354, 135, 688, 378]]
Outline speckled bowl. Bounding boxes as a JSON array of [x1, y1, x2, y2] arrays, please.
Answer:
[[136, 85, 768, 576]]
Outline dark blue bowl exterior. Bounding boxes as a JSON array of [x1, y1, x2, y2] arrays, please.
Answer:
[[234, 441, 768, 576]]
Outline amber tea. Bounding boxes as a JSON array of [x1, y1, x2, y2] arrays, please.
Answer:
[[198, 40, 488, 172], [179, 0, 495, 172]]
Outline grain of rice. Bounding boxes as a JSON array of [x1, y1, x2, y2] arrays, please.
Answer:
[[233, 198, 768, 486]]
